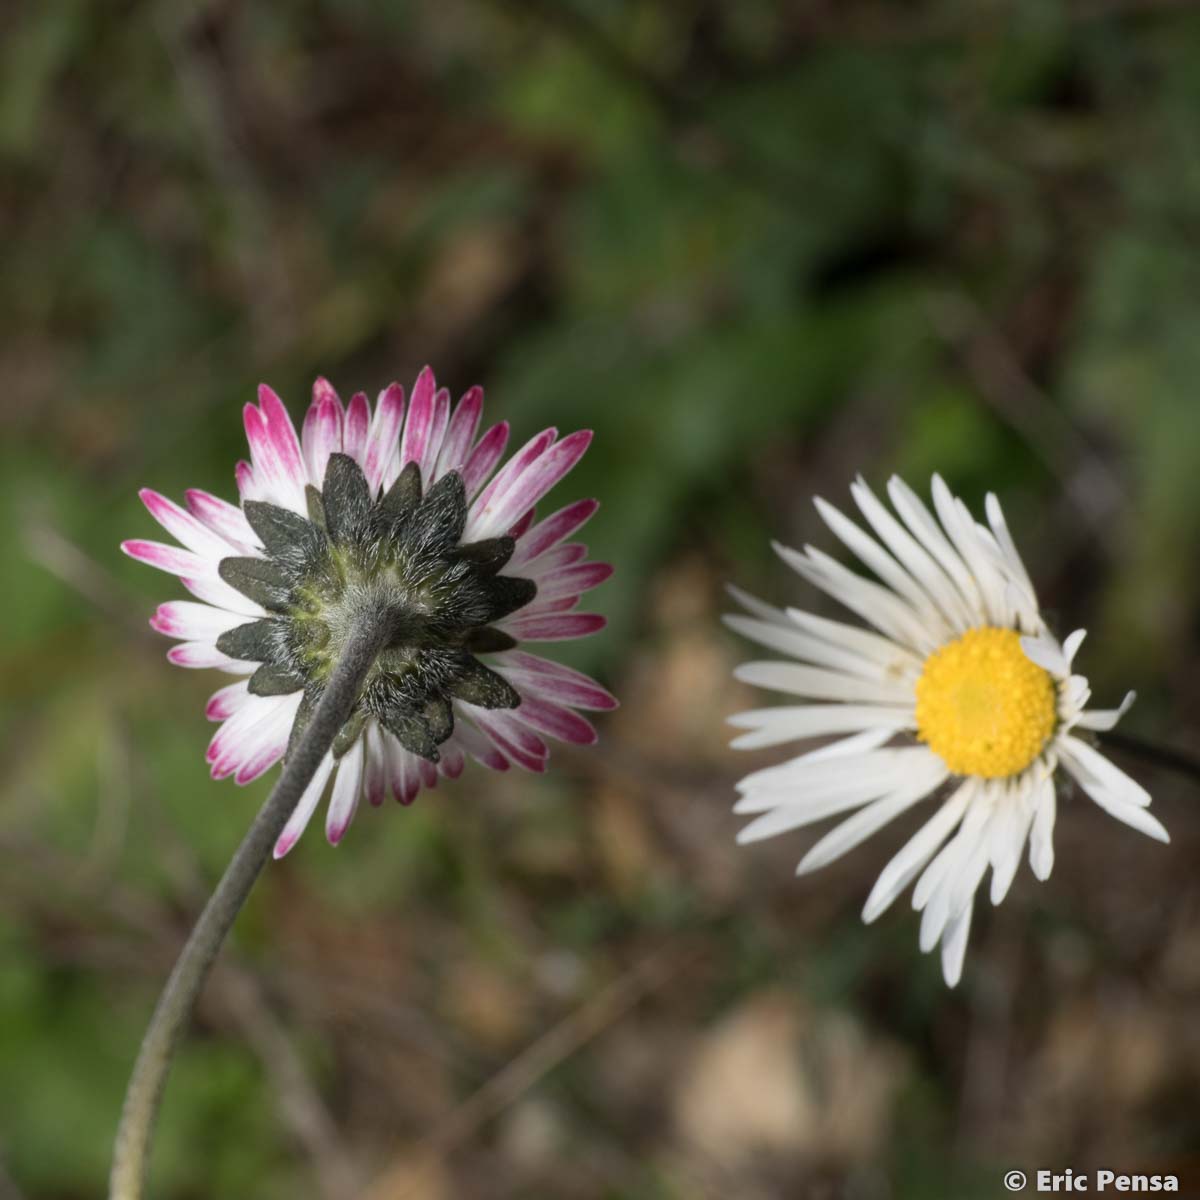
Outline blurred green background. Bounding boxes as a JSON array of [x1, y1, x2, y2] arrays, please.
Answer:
[[3, 1, 1200, 1197]]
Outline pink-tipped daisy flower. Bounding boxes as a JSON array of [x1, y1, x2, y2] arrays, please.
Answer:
[[123, 368, 616, 856]]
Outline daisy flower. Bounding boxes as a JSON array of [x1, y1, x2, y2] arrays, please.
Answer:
[[726, 475, 1168, 986], [122, 367, 615, 857]]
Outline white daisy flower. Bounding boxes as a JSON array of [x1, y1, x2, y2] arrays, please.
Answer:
[[726, 474, 1168, 986], [123, 367, 615, 857]]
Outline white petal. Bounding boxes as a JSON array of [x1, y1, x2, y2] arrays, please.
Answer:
[[984, 491, 1036, 600], [725, 583, 788, 624], [736, 745, 932, 801], [794, 757, 949, 875], [777, 543, 936, 653], [862, 779, 974, 923], [851, 477, 976, 631], [940, 900, 973, 987], [274, 754, 335, 858], [727, 704, 914, 750], [784, 608, 922, 676], [813, 494, 950, 637], [140, 490, 237, 560], [914, 791, 993, 927], [930, 476, 1007, 625], [1061, 628, 1087, 666], [734, 661, 913, 704], [791, 727, 897, 764], [735, 757, 932, 840], [1072, 691, 1135, 732], [886, 475, 984, 623], [179, 573, 269, 618], [325, 738, 365, 844], [1059, 736, 1152, 808], [1000, 579, 1042, 634], [168, 641, 255, 672], [945, 802, 999, 921], [1028, 776, 1056, 881], [154, 601, 247, 642], [920, 825, 988, 958], [1059, 675, 1091, 717], [1084, 792, 1171, 844], [1060, 742, 1169, 843], [1020, 633, 1069, 677], [989, 780, 1037, 905], [723, 613, 915, 682]]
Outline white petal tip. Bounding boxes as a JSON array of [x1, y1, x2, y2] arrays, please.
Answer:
[[728, 733, 764, 750]]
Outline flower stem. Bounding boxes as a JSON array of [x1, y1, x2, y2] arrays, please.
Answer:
[[109, 608, 393, 1200], [1096, 730, 1200, 787]]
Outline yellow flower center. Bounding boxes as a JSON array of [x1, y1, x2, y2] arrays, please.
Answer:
[[914, 627, 1057, 779]]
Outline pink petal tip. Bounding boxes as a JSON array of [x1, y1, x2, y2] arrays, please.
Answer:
[[313, 376, 340, 405]]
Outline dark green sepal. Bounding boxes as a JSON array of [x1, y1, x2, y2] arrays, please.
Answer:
[[456, 536, 515, 575], [378, 708, 440, 761], [248, 663, 306, 696], [322, 453, 371, 542], [411, 471, 467, 552], [305, 485, 328, 530], [243, 500, 316, 557], [218, 556, 292, 612], [448, 660, 520, 709], [422, 695, 454, 743], [216, 617, 287, 663], [332, 710, 366, 759], [480, 575, 537, 623], [377, 461, 422, 525], [463, 626, 519, 654]]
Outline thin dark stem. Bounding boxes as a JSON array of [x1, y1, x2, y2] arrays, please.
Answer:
[[108, 608, 392, 1200], [1096, 730, 1200, 786]]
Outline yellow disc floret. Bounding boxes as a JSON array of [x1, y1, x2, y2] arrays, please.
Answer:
[[915, 627, 1057, 779]]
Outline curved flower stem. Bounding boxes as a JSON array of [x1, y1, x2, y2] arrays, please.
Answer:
[[109, 609, 393, 1200], [1096, 730, 1200, 787]]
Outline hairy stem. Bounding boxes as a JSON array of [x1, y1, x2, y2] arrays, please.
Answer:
[[1096, 730, 1200, 787], [109, 609, 392, 1200]]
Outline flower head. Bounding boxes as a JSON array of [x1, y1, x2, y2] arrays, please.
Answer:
[[124, 368, 615, 855], [727, 475, 1167, 987]]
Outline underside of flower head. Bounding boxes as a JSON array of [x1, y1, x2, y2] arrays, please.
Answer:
[[218, 453, 533, 763], [727, 474, 1168, 987], [123, 367, 616, 854]]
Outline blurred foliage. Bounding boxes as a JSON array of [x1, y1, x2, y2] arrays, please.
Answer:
[[3, 1, 1200, 1197]]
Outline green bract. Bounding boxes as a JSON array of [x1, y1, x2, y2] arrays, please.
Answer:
[[215, 452, 534, 763]]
